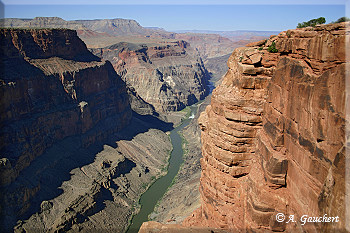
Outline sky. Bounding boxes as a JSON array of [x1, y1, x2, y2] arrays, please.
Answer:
[[1, 0, 348, 32]]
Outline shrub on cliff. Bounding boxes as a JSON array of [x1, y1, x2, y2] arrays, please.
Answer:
[[333, 17, 350, 23], [297, 17, 326, 28], [267, 41, 278, 53]]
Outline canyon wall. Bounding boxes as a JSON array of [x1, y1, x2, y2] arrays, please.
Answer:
[[0, 28, 176, 233], [181, 22, 349, 232], [0, 28, 132, 187], [91, 41, 209, 113], [0, 28, 133, 184]]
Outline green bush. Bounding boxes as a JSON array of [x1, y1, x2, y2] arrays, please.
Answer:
[[334, 17, 350, 23], [267, 41, 278, 53], [297, 17, 326, 28], [258, 47, 263, 51]]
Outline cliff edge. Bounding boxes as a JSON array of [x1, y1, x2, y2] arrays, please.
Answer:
[[183, 22, 349, 232]]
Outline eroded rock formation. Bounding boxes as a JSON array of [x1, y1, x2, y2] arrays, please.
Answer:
[[0, 28, 131, 187], [91, 41, 209, 113], [180, 22, 349, 233]]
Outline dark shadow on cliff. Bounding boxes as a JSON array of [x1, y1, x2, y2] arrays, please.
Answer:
[[0, 111, 173, 232]]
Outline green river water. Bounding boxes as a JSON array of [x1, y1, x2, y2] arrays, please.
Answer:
[[126, 104, 198, 233]]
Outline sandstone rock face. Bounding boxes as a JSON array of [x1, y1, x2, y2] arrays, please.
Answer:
[[183, 22, 348, 232], [0, 27, 96, 61], [0, 28, 132, 229], [91, 41, 209, 112]]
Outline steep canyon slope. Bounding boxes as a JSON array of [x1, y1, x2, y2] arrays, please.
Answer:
[[141, 22, 349, 232], [0, 28, 173, 232]]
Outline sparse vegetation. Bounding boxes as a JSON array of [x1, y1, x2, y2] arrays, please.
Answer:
[[258, 47, 263, 51], [297, 17, 326, 28], [333, 17, 350, 23], [267, 41, 278, 53]]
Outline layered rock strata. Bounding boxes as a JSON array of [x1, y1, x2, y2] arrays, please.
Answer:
[[0, 28, 134, 230], [91, 41, 209, 113], [0, 28, 131, 186], [182, 22, 349, 232]]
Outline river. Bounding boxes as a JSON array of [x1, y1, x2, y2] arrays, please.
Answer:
[[126, 104, 199, 233]]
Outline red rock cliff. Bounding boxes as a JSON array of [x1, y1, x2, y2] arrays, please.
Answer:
[[183, 22, 349, 232]]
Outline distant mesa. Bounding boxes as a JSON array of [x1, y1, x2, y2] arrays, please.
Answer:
[[0, 17, 170, 37]]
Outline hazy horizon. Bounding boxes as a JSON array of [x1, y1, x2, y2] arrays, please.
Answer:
[[2, 3, 346, 31]]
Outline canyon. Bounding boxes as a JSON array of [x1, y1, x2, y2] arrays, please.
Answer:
[[1, 16, 346, 233], [1, 17, 276, 116], [0, 18, 226, 232], [0, 17, 233, 233], [141, 22, 349, 232], [0, 28, 175, 232]]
